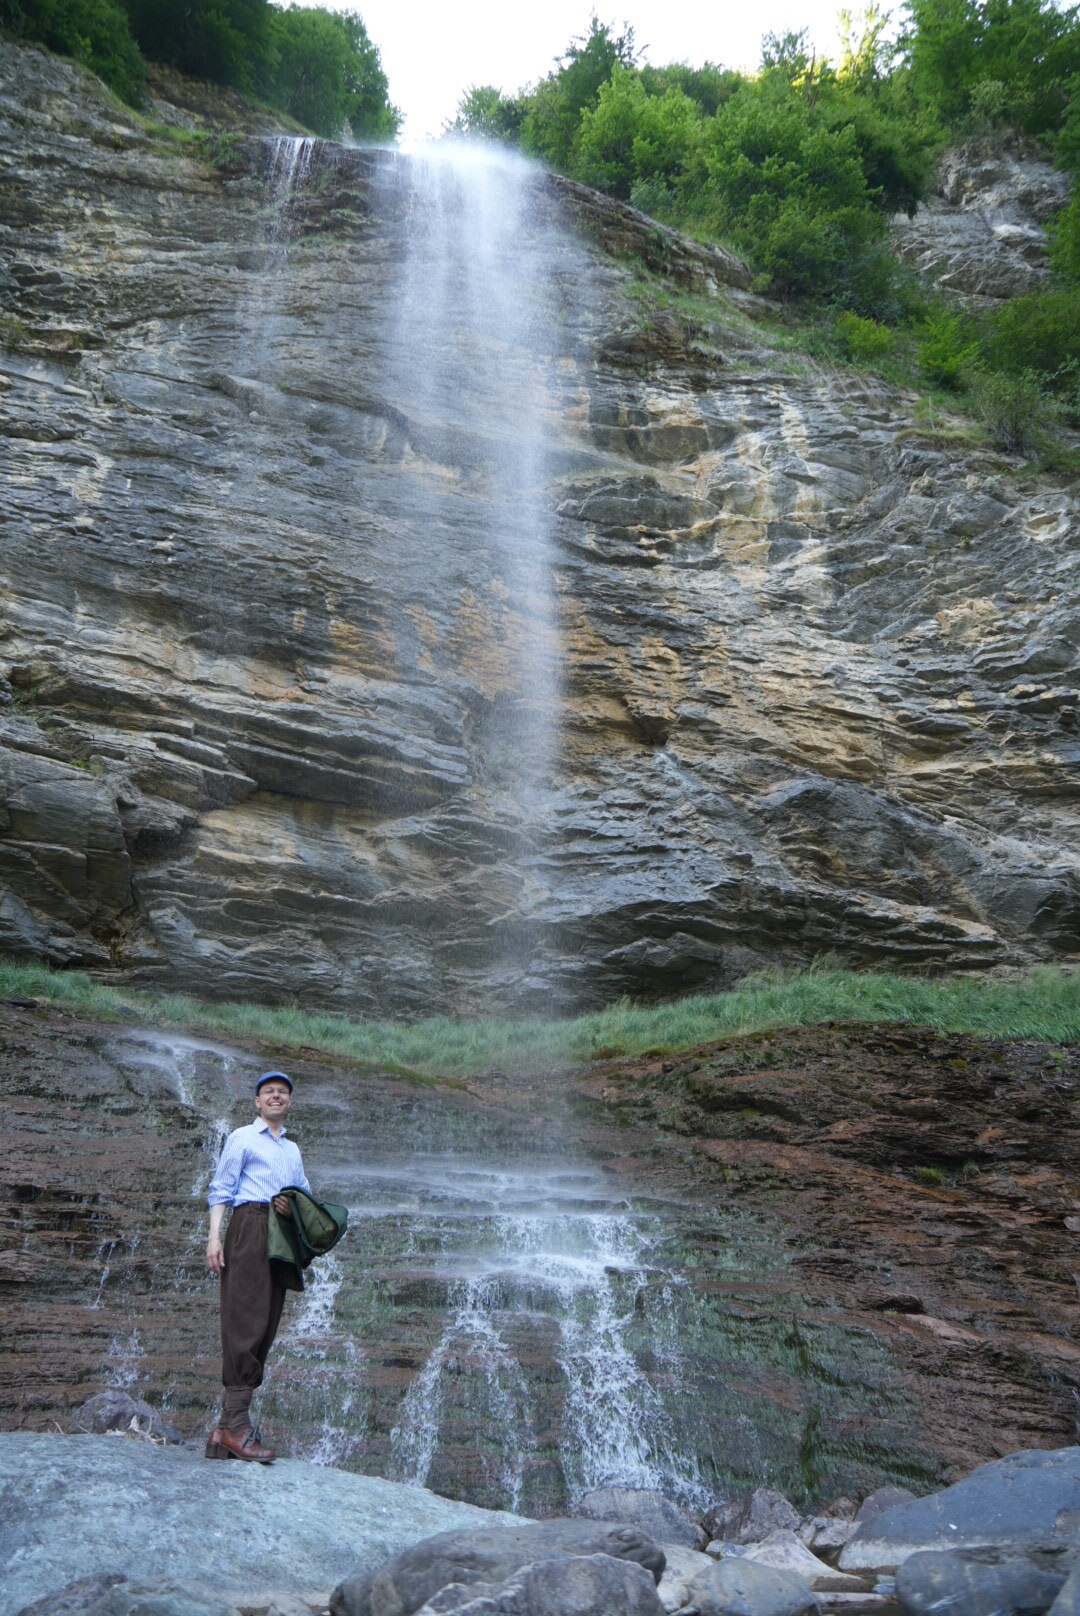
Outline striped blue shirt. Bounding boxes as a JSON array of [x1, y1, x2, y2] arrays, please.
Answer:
[[207, 1118, 311, 1208]]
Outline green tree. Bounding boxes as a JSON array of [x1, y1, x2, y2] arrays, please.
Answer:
[[638, 61, 743, 117], [1, 0, 146, 103], [573, 64, 703, 198], [119, 0, 273, 91], [266, 6, 398, 140], [698, 77, 894, 300], [445, 84, 524, 143], [837, 4, 896, 88], [759, 27, 814, 77], [520, 15, 637, 169], [902, 0, 1080, 135]]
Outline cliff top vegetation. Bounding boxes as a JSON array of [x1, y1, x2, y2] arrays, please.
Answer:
[[0, 0, 400, 139], [3, 1, 1079, 457]]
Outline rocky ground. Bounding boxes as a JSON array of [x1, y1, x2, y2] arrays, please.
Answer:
[[1, 42, 1078, 1017]]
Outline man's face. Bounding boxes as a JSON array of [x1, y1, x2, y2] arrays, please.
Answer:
[[254, 1080, 292, 1123]]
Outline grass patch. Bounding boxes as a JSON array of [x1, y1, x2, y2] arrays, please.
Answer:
[[1, 959, 1079, 1078]]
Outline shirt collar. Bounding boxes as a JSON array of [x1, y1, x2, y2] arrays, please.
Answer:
[[254, 1117, 288, 1137]]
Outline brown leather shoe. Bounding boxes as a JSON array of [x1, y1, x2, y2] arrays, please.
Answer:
[[205, 1425, 275, 1463]]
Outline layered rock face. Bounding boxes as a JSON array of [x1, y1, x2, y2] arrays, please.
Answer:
[[1, 43, 1078, 1017], [892, 138, 1071, 298]]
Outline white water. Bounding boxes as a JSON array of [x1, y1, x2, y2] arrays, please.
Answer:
[[373, 143, 563, 793], [373, 1160, 709, 1506]]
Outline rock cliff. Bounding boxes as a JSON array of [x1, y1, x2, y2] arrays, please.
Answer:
[[892, 137, 1071, 300], [1, 43, 1078, 1016]]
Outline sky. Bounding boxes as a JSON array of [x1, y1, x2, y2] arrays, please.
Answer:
[[283, 0, 852, 144]]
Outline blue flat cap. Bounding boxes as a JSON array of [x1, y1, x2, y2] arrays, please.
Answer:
[[255, 1070, 294, 1094]]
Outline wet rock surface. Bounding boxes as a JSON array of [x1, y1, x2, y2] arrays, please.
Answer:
[[2, 44, 1079, 1015]]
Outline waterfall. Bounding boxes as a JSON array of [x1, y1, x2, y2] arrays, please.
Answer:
[[250, 136, 581, 1006], [373, 144, 562, 793]]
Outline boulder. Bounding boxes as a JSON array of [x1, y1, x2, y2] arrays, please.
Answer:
[[410, 1554, 666, 1616], [330, 1521, 666, 1616], [654, 1547, 717, 1613], [840, 1448, 1080, 1573], [1050, 1561, 1080, 1616], [742, 1530, 867, 1592], [677, 1557, 817, 1616], [14, 1577, 237, 1616], [0, 1433, 522, 1616], [70, 1391, 181, 1445], [575, 1489, 707, 1550], [853, 1486, 918, 1527], [704, 1492, 801, 1547], [895, 1549, 1066, 1616], [797, 1517, 856, 1555]]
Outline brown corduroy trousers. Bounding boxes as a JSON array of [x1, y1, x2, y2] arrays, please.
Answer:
[[219, 1202, 286, 1428]]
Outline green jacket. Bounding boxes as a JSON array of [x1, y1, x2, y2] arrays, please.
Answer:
[[268, 1185, 349, 1292]]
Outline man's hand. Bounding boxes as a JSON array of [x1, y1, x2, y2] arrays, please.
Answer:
[[206, 1237, 225, 1275], [273, 1195, 292, 1218]]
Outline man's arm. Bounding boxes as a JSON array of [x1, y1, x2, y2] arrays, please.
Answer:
[[207, 1129, 243, 1274], [206, 1200, 227, 1274]]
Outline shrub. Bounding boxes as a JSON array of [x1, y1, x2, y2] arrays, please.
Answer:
[[917, 307, 980, 388], [984, 287, 1080, 391], [1048, 198, 1080, 287], [629, 177, 676, 219], [834, 309, 895, 360], [968, 366, 1056, 452]]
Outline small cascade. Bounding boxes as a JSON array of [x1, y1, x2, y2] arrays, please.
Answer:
[[260, 1251, 368, 1470], [266, 134, 319, 199], [388, 1270, 534, 1511]]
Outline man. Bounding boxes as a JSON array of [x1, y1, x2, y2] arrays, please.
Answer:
[[204, 1069, 311, 1463]]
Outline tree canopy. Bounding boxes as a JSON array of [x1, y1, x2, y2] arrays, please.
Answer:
[[1, 0, 399, 140]]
